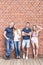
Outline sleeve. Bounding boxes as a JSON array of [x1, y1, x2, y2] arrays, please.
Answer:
[[5, 28, 7, 31], [30, 29, 31, 32], [22, 28, 24, 32]]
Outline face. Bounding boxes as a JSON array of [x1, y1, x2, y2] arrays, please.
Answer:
[[25, 23, 30, 28], [33, 25, 36, 31], [9, 22, 14, 28], [14, 24, 17, 29]]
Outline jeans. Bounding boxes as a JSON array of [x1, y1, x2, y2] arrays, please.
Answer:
[[5, 39, 14, 57], [14, 41, 21, 57]]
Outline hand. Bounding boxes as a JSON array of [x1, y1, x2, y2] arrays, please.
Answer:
[[25, 33, 28, 35], [18, 38, 21, 41], [41, 28, 43, 29], [37, 25, 40, 27], [6, 37, 9, 40], [22, 32, 27, 36]]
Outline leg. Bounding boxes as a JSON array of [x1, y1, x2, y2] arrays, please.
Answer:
[[22, 40, 26, 59], [26, 40, 30, 59], [26, 48, 29, 59], [15, 41, 18, 58], [5, 39, 10, 57], [9, 39, 14, 55], [18, 41, 21, 57], [35, 42, 39, 58], [6, 39, 14, 57], [32, 42, 35, 58]]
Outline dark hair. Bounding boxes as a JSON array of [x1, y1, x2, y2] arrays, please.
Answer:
[[32, 25, 37, 31], [26, 22, 30, 24], [33, 25, 37, 28]]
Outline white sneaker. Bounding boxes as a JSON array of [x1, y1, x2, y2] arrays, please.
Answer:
[[18, 56, 20, 59], [23, 54, 25, 59], [16, 56, 19, 59], [26, 56, 28, 60]]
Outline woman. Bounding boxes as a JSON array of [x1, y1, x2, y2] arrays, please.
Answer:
[[31, 25, 43, 58], [13, 25, 21, 59]]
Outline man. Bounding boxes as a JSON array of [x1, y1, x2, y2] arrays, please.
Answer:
[[22, 22, 31, 60], [4, 22, 14, 59]]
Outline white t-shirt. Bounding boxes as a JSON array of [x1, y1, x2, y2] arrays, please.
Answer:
[[14, 29, 21, 41]]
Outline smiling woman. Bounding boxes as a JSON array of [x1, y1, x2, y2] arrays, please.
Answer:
[[0, 0, 43, 58]]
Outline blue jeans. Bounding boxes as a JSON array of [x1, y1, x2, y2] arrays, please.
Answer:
[[14, 41, 21, 57], [5, 39, 14, 57]]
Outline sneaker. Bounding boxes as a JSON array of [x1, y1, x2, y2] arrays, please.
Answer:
[[4, 55, 10, 60], [23, 54, 25, 59], [26, 56, 28, 60], [16, 56, 19, 59], [16, 56, 20, 59], [18, 56, 20, 59]]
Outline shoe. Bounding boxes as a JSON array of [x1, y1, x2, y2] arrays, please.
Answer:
[[26, 56, 28, 60], [16, 56, 20, 59], [23, 54, 25, 59], [4, 55, 10, 60], [18, 56, 20, 59], [16, 56, 19, 59]]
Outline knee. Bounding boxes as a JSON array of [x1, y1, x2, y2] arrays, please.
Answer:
[[36, 46, 39, 50], [22, 46, 24, 51], [11, 46, 14, 51], [32, 45, 35, 49]]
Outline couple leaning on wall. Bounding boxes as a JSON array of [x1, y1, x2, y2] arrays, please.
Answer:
[[4, 22, 43, 60]]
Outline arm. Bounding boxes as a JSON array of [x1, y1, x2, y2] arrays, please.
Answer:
[[22, 31, 32, 37], [27, 32, 32, 36], [22, 31, 27, 36], [37, 25, 43, 32], [18, 29, 21, 38], [4, 31, 9, 40], [13, 29, 15, 37]]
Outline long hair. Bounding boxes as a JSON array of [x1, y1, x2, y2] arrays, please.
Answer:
[[32, 25, 37, 32], [13, 26, 19, 34]]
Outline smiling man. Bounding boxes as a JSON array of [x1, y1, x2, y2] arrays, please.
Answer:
[[4, 22, 14, 59], [22, 22, 31, 60]]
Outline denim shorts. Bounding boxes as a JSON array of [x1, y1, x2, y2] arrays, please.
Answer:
[[22, 39, 30, 48]]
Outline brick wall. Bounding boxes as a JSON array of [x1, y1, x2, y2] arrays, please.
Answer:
[[0, 0, 43, 57]]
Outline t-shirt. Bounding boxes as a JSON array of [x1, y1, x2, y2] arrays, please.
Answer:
[[14, 29, 21, 41], [5, 27, 13, 39], [22, 28, 31, 40]]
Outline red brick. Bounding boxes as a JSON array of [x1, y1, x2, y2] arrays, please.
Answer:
[[0, 0, 43, 57]]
